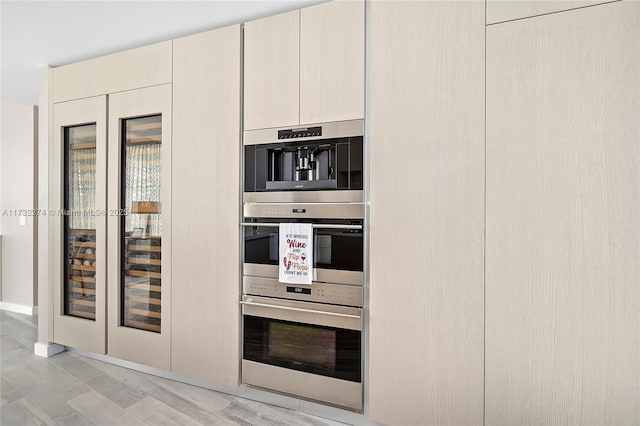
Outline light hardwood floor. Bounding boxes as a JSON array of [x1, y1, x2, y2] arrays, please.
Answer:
[[0, 310, 346, 426]]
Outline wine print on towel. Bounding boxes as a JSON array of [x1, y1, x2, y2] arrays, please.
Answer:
[[279, 223, 313, 284]]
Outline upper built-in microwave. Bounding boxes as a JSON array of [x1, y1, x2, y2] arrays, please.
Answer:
[[243, 120, 363, 203]]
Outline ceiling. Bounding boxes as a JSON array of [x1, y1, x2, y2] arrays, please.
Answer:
[[1, 0, 326, 105]]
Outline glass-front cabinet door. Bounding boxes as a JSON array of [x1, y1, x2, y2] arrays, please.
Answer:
[[121, 115, 163, 333], [65, 124, 98, 320], [52, 96, 107, 354], [107, 85, 172, 370]]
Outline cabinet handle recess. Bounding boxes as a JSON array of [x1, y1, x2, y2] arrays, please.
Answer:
[[240, 300, 361, 319], [240, 222, 362, 230]]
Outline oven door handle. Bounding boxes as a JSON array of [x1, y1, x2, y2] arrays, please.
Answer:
[[240, 300, 361, 319], [240, 222, 362, 230]]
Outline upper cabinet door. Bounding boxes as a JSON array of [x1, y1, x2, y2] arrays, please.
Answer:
[[107, 84, 172, 370], [53, 41, 172, 103], [300, 0, 364, 125], [486, 0, 617, 24], [244, 10, 300, 130], [486, 2, 639, 424], [52, 96, 107, 354]]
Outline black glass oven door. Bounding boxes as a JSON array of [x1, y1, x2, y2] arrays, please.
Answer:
[[242, 297, 362, 383], [243, 219, 363, 272]]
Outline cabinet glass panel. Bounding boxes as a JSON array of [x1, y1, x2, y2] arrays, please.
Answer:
[[64, 124, 97, 320], [120, 115, 162, 333]]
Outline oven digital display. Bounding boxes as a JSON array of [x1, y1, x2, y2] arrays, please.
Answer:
[[268, 322, 336, 371], [287, 286, 311, 295]]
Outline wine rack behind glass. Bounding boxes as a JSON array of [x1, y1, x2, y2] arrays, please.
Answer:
[[65, 124, 97, 320], [121, 115, 163, 333]]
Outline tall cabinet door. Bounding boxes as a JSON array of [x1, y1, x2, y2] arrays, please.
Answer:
[[486, 2, 639, 425], [244, 9, 300, 130], [369, 1, 485, 425], [299, 0, 364, 124], [52, 96, 107, 354], [107, 84, 172, 370], [171, 25, 241, 386]]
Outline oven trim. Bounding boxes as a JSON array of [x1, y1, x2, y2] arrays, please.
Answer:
[[243, 202, 364, 219], [243, 263, 363, 286], [242, 360, 363, 412], [241, 295, 362, 330], [243, 119, 364, 146], [243, 190, 364, 204], [243, 276, 363, 306]]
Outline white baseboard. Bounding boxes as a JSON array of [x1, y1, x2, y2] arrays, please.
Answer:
[[0, 301, 37, 316], [34, 342, 65, 357]]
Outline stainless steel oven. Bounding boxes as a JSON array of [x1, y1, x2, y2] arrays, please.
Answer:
[[242, 203, 364, 286], [243, 119, 364, 204], [241, 120, 365, 411], [241, 296, 362, 411], [241, 207, 364, 411]]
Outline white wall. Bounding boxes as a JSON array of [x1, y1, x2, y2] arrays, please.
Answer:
[[0, 102, 38, 314]]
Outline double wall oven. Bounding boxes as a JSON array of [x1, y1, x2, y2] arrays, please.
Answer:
[[241, 120, 364, 411]]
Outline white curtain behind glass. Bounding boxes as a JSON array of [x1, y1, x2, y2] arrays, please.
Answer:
[[68, 148, 96, 229], [125, 143, 162, 235]]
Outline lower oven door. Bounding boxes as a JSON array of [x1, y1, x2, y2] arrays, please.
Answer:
[[241, 295, 363, 411]]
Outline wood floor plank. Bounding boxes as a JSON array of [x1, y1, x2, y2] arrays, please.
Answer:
[[85, 373, 145, 408], [52, 409, 96, 426], [2, 364, 50, 393], [222, 399, 339, 426], [18, 381, 72, 412], [25, 358, 91, 398], [148, 374, 233, 412], [79, 357, 160, 394], [67, 390, 147, 426], [126, 395, 198, 426], [0, 398, 48, 426], [42, 401, 84, 422], [1, 376, 24, 405], [0, 334, 33, 364], [49, 353, 105, 382], [149, 386, 226, 425], [16, 397, 57, 426], [1, 320, 37, 347]]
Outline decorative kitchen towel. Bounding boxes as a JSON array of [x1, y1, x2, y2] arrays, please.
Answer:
[[279, 223, 313, 284]]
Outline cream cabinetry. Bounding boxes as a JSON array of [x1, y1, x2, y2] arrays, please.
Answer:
[[51, 24, 242, 381], [46, 1, 639, 422], [244, 0, 364, 130], [485, 2, 640, 424], [369, 1, 485, 425], [51, 43, 173, 360], [243, 10, 299, 131], [106, 84, 172, 370], [171, 25, 241, 387], [51, 96, 107, 354], [53, 41, 172, 103], [487, 0, 618, 24], [299, 0, 364, 124]]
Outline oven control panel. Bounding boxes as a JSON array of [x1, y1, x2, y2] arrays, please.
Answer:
[[243, 202, 364, 220], [277, 126, 322, 139], [243, 277, 363, 308]]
